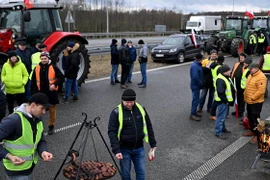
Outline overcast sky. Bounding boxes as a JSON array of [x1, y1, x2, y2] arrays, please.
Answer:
[[1, 0, 270, 13]]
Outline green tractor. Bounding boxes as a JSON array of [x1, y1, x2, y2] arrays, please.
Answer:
[[205, 16, 249, 54], [231, 16, 270, 57]]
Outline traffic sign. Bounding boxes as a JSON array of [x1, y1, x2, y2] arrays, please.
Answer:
[[65, 10, 74, 23]]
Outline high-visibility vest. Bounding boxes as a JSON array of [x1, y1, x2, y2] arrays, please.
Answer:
[[35, 64, 59, 91], [211, 64, 221, 87], [249, 34, 257, 44], [262, 54, 270, 71], [29, 52, 41, 80], [117, 103, 149, 143], [241, 68, 249, 89], [3, 112, 43, 171], [214, 73, 234, 102], [258, 36, 265, 43], [231, 62, 245, 79]]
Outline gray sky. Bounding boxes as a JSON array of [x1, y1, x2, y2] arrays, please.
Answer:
[[1, 0, 270, 13]]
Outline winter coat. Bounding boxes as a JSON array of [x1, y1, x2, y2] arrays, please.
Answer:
[[108, 103, 156, 155], [216, 75, 235, 106], [31, 61, 64, 105], [244, 70, 267, 104], [0, 104, 48, 176], [1, 57, 29, 94], [190, 60, 203, 90], [110, 44, 120, 64], [127, 45, 137, 62], [201, 58, 217, 88], [139, 44, 148, 63], [119, 45, 130, 65], [231, 62, 245, 89], [15, 48, 32, 74], [63, 43, 80, 79]]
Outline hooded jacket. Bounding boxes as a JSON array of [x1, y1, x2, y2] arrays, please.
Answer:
[[0, 104, 48, 176], [1, 57, 29, 94], [110, 44, 120, 64], [63, 43, 80, 79], [190, 60, 203, 90]]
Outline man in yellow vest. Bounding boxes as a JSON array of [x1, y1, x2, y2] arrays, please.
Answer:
[[249, 31, 257, 56], [258, 32, 266, 56], [108, 89, 157, 180], [31, 52, 64, 135], [0, 93, 53, 179], [259, 46, 270, 98], [214, 64, 235, 139]]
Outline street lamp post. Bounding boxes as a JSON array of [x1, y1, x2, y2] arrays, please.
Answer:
[[106, 0, 109, 36]]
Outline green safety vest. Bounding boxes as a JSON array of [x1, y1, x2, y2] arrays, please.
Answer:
[[258, 36, 265, 43], [3, 112, 44, 171], [249, 34, 257, 44], [262, 54, 270, 71], [214, 73, 234, 102], [29, 52, 41, 80], [211, 65, 221, 87], [241, 68, 249, 89], [117, 103, 149, 143]]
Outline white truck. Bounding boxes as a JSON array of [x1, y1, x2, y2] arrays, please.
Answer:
[[186, 16, 222, 33]]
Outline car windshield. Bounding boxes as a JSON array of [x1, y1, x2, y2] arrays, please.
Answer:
[[252, 19, 268, 28], [187, 21, 198, 27], [225, 19, 242, 30], [0, 10, 21, 34], [162, 36, 185, 45]]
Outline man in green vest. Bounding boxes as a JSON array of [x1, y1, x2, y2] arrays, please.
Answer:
[[249, 32, 257, 56], [0, 93, 53, 179], [214, 64, 235, 139], [108, 89, 157, 180], [258, 32, 266, 56]]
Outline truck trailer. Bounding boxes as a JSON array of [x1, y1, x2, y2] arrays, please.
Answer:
[[186, 16, 222, 33]]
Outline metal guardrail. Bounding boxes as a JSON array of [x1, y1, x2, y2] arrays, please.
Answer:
[[81, 31, 179, 39]]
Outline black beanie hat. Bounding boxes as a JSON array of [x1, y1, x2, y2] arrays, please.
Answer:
[[221, 64, 231, 73], [112, 39, 117, 44], [8, 51, 17, 59], [138, 39, 144, 44], [217, 55, 224, 62], [195, 53, 203, 60], [121, 38, 127, 45], [244, 57, 252, 65], [122, 89, 136, 101]]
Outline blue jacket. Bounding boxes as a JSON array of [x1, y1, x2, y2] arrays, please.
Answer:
[[127, 45, 137, 62], [190, 60, 203, 90], [15, 48, 32, 74]]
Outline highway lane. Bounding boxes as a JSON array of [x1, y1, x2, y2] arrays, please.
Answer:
[[1, 55, 270, 180]]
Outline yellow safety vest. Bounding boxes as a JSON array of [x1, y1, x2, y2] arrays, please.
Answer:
[[211, 64, 221, 87], [262, 54, 270, 71], [3, 112, 43, 171], [214, 73, 234, 102], [241, 68, 249, 89], [249, 34, 257, 44], [258, 36, 265, 43], [117, 103, 149, 143]]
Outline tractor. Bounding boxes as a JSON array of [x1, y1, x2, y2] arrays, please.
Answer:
[[205, 16, 249, 54], [231, 16, 270, 57], [0, 0, 90, 86]]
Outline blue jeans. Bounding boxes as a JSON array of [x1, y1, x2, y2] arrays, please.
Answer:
[[215, 103, 229, 135], [65, 78, 78, 99], [25, 80, 31, 100], [111, 64, 119, 82], [199, 87, 214, 110], [7, 175, 31, 180], [128, 62, 135, 81], [120, 147, 145, 180], [191, 89, 200, 115], [140, 63, 147, 85]]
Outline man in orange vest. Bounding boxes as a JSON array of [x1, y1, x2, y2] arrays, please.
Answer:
[[231, 53, 247, 118], [31, 52, 64, 135]]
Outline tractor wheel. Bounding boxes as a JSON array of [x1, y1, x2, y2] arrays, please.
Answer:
[[205, 37, 218, 54], [50, 39, 90, 86], [231, 38, 244, 57]]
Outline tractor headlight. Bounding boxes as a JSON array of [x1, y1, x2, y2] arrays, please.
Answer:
[[169, 48, 177, 53]]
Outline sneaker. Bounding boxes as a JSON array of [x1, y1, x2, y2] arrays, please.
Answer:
[[243, 130, 255, 136], [210, 116, 216, 121], [139, 85, 147, 88], [48, 125, 54, 135], [195, 113, 202, 117], [189, 115, 201, 121], [115, 80, 120, 83], [127, 80, 132, 83], [72, 96, 78, 101], [215, 134, 227, 139], [62, 98, 68, 104], [120, 85, 128, 89], [222, 128, 231, 133]]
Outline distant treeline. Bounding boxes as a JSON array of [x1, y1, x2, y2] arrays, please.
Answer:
[[59, 8, 270, 33]]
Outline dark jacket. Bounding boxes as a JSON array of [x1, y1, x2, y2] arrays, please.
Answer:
[[231, 62, 244, 90], [201, 57, 217, 88], [108, 103, 156, 155], [15, 48, 32, 74], [30, 46, 39, 56], [0, 89, 6, 122], [31, 62, 64, 105], [190, 60, 203, 90], [119, 45, 130, 65], [110, 44, 120, 65], [127, 45, 137, 62], [64, 43, 80, 79], [0, 104, 48, 176], [216, 75, 235, 106]]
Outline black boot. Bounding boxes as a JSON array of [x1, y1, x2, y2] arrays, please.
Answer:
[[48, 125, 54, 135]]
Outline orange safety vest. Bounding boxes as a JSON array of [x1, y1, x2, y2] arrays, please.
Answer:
[[231, 62, 245, 79], [35, 65, 58, 91]]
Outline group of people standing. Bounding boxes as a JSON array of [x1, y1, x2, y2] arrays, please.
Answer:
[[190, 46, 270, 142], [110, 38, 148, 88]]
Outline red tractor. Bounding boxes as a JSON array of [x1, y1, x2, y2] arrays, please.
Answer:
[[0, 0, 90, 86]]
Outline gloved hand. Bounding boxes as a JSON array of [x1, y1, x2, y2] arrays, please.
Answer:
[[148, 147, 156, 161]]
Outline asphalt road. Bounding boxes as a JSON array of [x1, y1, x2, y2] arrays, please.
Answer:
[[1, 55, 270, 180]]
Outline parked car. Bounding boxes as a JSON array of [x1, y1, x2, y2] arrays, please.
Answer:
[[151, 34, 205, 63]]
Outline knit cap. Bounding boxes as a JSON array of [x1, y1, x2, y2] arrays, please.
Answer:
[[244, 57, 252, 65], [67, 42, 75, 48], [221, 64, 230, 73], [138, 39, 145, 44], [266, 46, 270, 52], [8, 51, 17, 59], [249, 63, 260, 69], [122, 89, 136, 101]]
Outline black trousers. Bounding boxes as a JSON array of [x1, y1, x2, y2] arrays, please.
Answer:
[[6, 93, 25, 114], [258, 43, 264, 55], [246, 103, 263, 135], [121, 64, 130, 85], [0, 91, 6, 122], [237, 88, 245, 115]]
